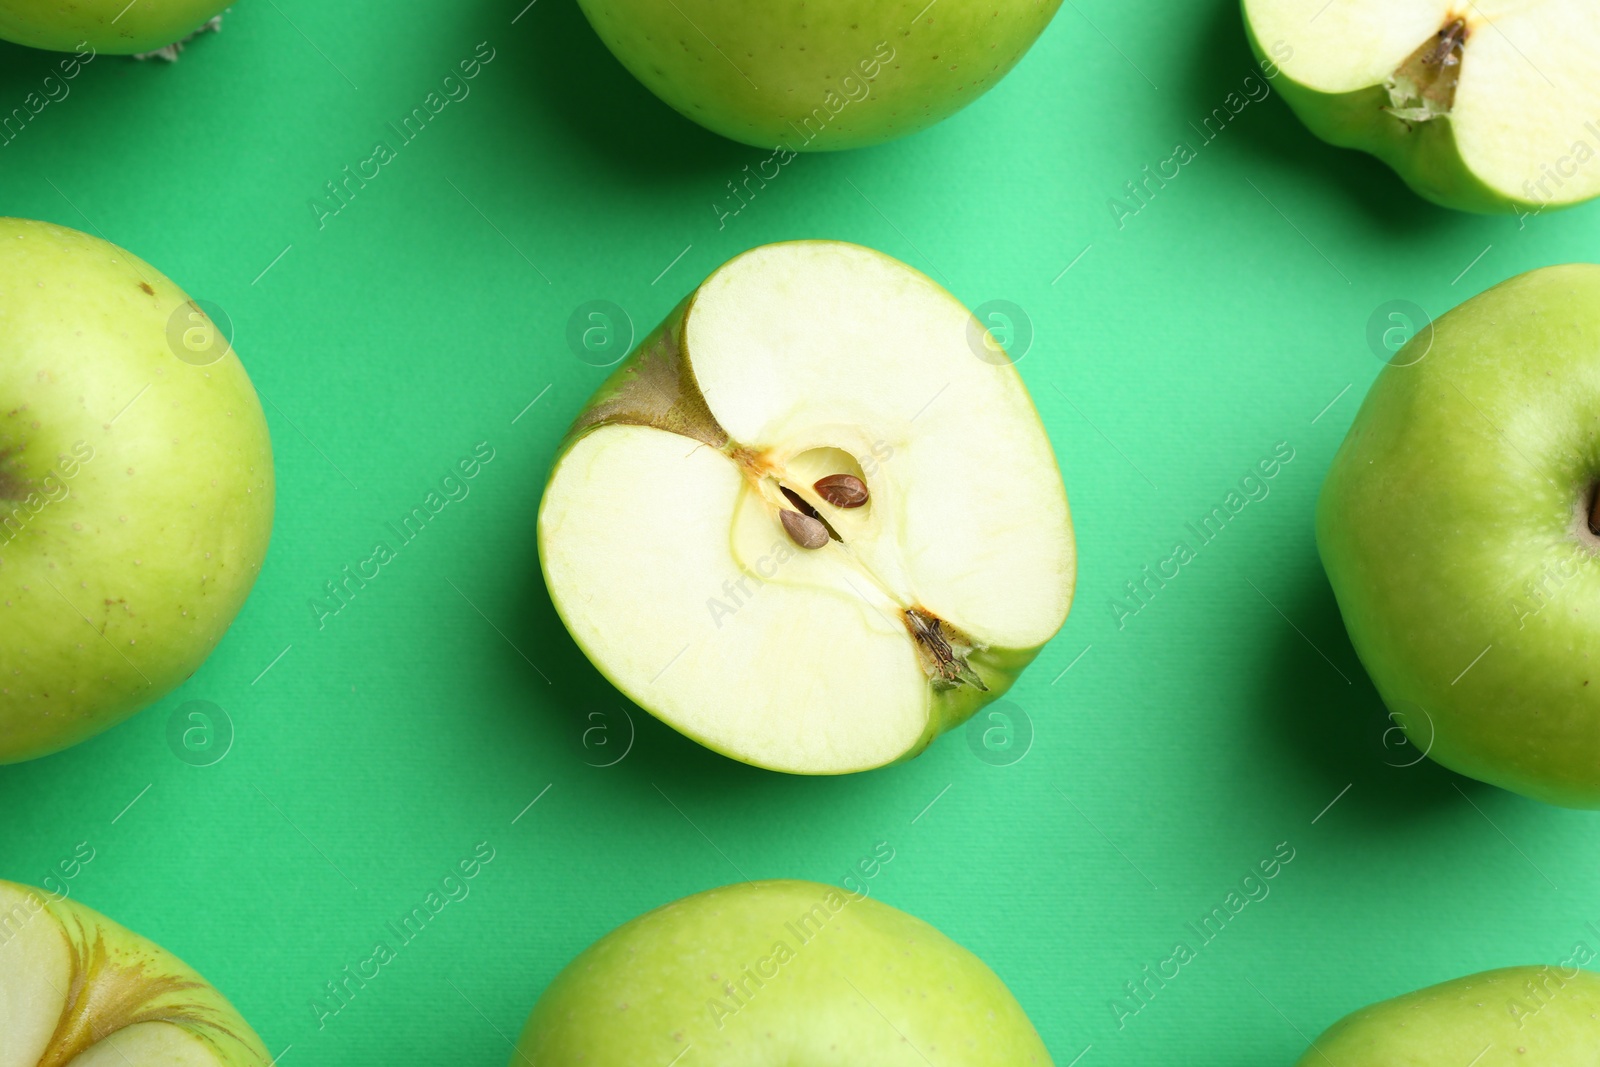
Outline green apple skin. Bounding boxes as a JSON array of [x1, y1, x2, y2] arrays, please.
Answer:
[[1295, 966, 1600, 1066], [0, 879, 272, 1065], [539, 286, 1047, 773], [1317, 264, 1600, 807], [575, 0, 1062, 151], [0, 218, 274, 763], [1243, 19, 1527, 215], [511, 879, 1053, 1066], [0, 0, 227, 54]]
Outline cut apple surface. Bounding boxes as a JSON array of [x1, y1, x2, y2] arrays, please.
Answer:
[[1244, 0, 1600, 212], [0, 880, 271, 1067], [538, 241, 1074, 774]]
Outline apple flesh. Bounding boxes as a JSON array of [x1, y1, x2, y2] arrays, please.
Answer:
[[1318, 264, 1600, 807], [512, 879, 1054, 1066], [1295, 966, 1600, 1065], [0, 879, 272, 1066], [1243, 0, 1600, 213], [538, 241, 1074, 774], [0, 0, 228, 54], [0, 218, 274, 763], [575, 0, 1062, 150]]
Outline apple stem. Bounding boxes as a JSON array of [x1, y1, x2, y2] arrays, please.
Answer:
[[1589, 487, 1600, 537]]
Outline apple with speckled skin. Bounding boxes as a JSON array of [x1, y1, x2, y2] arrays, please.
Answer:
[[1294, 966, 1600, 1066], [0, 217, 273, 763], [0, 878, 273, 1065], [0, 0, 227, 53], [512, 879, 1054, 1066], [575, 0, 1062, 150]]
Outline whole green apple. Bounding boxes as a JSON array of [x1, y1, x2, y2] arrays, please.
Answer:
[[0, 218, 274, 763], [512, 879, 1053, 1065], [1318, 264, 1600, 807], [575, 0, 1062, 150], [538, 240, 1074, 774], [0, 0, 227, 54], [1243, 1, 1600, 214], [0, 878, 272, 1064], [1294, 966, 1600, 1066]]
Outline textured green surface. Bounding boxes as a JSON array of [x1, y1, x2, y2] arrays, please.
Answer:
[[2, 1, 1600, 1064]]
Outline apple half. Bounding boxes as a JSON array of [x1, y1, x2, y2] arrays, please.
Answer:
[[538, 241, 1074, 774], [1243, 0, 1600, 213], [0, 879, 272, 1066], [512, 879, 1054, 1065]]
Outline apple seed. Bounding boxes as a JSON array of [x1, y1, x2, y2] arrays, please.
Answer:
[[780, 508, 829, 550], [814, 473, 868, 508], [779, 485, 841, 543]]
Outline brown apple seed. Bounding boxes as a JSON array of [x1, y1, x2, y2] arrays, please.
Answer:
[[814, 474, 869, 508], [780, 509, 829, 550]]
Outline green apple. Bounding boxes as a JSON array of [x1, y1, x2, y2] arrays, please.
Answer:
[[538, 240, 1074, 774], [1243, 0, 1600, 214], [1318, 264, 1600, 807], [1294, 966, 1600, 1065], [575, 0, 1062, 150], [0, 218, 274, 763], [0, 0, 227, 54], [512, 879, 1053, 1065], [0, 878, 272, 1065]]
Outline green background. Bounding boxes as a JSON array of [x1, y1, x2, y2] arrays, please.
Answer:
[[3, 0, 1598, 1063]]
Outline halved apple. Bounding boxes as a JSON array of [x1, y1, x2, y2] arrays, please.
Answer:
[[0, 880, 271, 1066], [537, 241, 1074, 774], [1243, 0, 1600, 213]]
